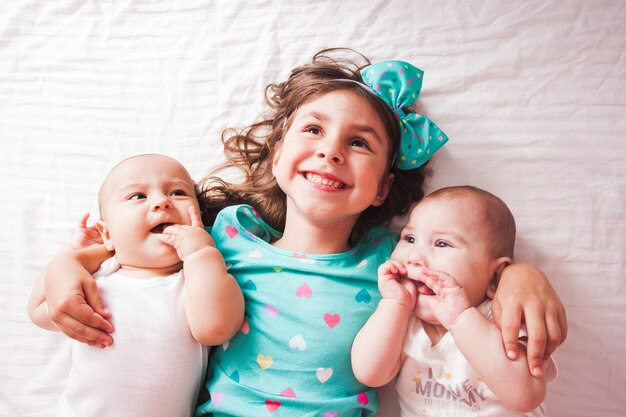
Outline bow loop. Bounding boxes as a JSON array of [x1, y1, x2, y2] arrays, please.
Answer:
[[360, 60, 448, 169]]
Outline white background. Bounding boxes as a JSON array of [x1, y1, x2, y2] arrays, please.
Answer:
[[1, 1, 624, 416]]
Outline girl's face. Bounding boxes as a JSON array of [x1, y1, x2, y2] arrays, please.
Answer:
[[272, 89, 393, 229]]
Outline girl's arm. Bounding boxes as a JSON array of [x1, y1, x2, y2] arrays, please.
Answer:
[[158, 207, 245, 346], [451, 308, 553, 412], [44, 244, 115, 346], [351, 260, 416, 387], [28, 212, 106, 333], [28, 273, 57, 331], [492, 263, 567, 376]]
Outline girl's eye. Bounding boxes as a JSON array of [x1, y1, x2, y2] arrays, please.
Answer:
[[404, 235, 416, 244], [128, 193, 146, 200], [304, 125, 321, 135], [170, 190, 188, 197], [435, 240, 451, 248], [349, 138, 371, 150]]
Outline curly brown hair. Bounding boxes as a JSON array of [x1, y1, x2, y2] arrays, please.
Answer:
[[198, 48, 431, 244]]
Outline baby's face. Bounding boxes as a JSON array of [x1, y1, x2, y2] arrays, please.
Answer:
[[391, 196, 501, 322], [98, 155, 199, 273]]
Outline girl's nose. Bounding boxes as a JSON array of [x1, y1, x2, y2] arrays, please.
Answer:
[[316, 141, 344, 164]]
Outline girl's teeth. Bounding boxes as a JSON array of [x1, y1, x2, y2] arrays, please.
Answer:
[[305, 173, 344, 189]]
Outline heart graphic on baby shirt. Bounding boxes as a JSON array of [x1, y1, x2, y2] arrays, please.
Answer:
[[273, 267, 283, 273], [296, 283, 312, 297], [357, 392, 369, 405], [323, 313, 340, 328], [280, 387, 296, 398], [265, 400, 281, 412], [257, 354, 273, 370], [265, 304, 279, 318], [324, 412, 339, 417], [248, 250, 261, 258], [316, 367, 333, 383], [355, 288, 371, 304], [211, 391, 225, 407], [288, 334, 306, 351], [225, 225, 238, 238]]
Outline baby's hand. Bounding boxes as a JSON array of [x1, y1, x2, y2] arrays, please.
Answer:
[[68, 213, 103, 250], [156, 206, 215, 261], [421, 268, 471, 330], [378, 260, 417, 310]]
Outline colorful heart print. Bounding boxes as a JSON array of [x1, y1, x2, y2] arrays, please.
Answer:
[[316, 367, 333, 383], [288, 334, 307, 351], [265, 400, 281, 412], [296, 283, 312, 297], [225, 225, 238, 238], [280, 387, 296, 398], [257, 354, 273, 370], [324, 313, 340, 328]]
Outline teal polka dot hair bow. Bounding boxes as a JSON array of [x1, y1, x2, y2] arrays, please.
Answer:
[[360, 60, 448, 170]]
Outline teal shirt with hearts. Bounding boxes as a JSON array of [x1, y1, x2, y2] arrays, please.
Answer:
[[196, 204, 398, 417]]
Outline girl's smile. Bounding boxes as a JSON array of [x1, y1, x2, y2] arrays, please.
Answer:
[[300, 170, 350, 191]]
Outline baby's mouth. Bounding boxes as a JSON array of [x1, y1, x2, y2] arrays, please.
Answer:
[[416, 280, 435, 296], [150, 223, 173, 234]]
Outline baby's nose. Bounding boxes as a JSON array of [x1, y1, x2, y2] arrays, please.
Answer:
[[152, 196, 171, 210]]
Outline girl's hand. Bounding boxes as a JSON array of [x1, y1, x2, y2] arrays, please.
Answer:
[[45, 245, 115, 347], [378, 260, 417, 309], [492, 263, 568, 377], [156, 206, 215, 261], [421, 268, 471, 330], [69, 213, 103, 250]]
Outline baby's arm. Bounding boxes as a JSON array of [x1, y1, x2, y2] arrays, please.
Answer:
[[492, 263, 567, 376], [157, 206, 244, 346], [351, 260, 416, 387], [424, 269, 550, 412]]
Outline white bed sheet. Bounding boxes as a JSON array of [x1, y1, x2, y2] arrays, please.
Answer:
[[1, 1, 624, 416]]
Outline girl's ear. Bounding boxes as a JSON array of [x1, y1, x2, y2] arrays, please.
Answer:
[[372, 173, 394, 207], [486, 256, 512, 299], [271, 142, 283, 174], [96, 221, 115, 251]]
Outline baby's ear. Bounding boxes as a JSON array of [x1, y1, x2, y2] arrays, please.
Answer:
[[96, 221, 115, 251], [486, 257, 512, 299]]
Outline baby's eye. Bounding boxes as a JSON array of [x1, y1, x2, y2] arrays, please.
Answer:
[[128, 193, 146, 200], [404, 235, 416, 244], [435, 240, 451, 248], [170, 189, 188, 197], [349, 137, 371, 150]]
